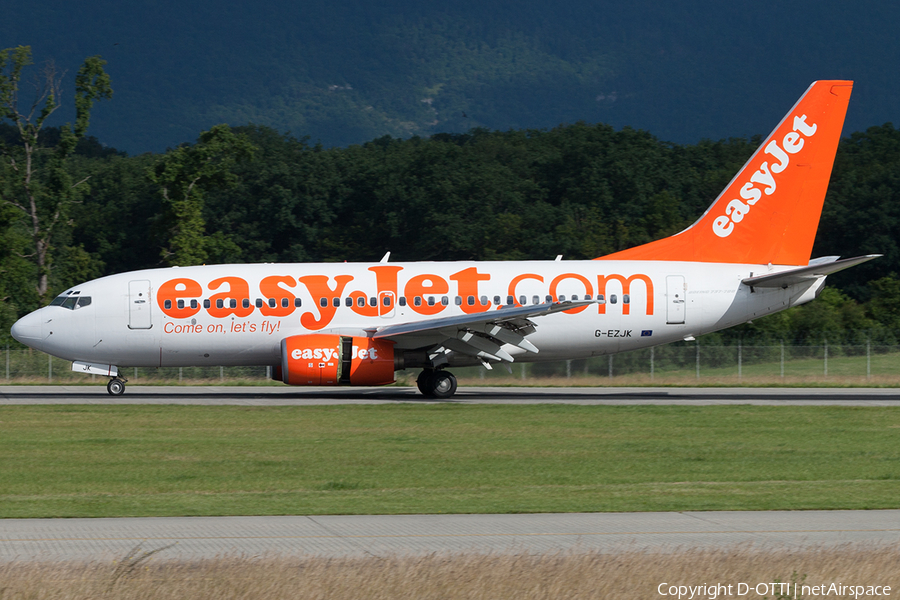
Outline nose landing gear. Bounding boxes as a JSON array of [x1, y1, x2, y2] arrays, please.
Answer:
[[106, 377, 126, 396], [416, 369, 458, 399]]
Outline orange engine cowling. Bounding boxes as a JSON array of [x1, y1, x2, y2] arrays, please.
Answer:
[[280, 334, 395, 386]]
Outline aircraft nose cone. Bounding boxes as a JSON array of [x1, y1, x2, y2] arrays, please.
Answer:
[[11, 311, 42, 343]]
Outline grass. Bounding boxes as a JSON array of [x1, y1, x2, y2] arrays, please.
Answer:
[[1, 546, 897, 599], [1, 404, 900, 518]]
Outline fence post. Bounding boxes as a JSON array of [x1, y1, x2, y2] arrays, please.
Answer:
[[780, 340, 784, 379], [48, 354, 52, 383], [220, 366, 225, 383], [824, 337, 828, 377], [566, 359, 572, 379], [608, 355, 613, 378], [866, 335, 871, 381], [134, 366, 138, 381], [738, 340, 742, 382], [179, 367, 184, 383], [650, 346, 655, 381], [695, 342, 700, 380], [5, 343, 9, 382]]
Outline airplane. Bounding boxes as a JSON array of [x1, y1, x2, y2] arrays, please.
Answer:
[[10, 80, 879, 398]]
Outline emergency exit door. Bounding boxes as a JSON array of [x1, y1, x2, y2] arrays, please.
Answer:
[[666, 275, 686, 324], [128, 280, 153, 329]]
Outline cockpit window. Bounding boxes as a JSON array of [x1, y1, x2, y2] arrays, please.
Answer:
[[50, 295, 92, 310]]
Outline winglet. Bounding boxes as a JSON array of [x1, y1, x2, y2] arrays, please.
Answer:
[[598, 81, 853, 266]]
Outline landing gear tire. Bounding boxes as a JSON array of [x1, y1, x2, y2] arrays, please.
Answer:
[[417, 369, 457, 399], [107, 378, 125, 396], [416, 370, 434, 395]]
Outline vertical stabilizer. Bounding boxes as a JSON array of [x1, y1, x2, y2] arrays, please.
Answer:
[[598, 81, 852, 266]]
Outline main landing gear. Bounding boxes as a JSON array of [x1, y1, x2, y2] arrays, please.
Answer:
[[416, 369, 458, 399], [107, 377, 126, 396]]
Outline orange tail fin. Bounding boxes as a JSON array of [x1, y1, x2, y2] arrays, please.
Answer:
[[598, 81, 853, 266]]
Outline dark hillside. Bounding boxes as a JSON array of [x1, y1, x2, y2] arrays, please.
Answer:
[[1, 0, 897, 153]]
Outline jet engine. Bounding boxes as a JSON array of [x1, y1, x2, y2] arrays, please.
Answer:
[[280, 334, 395, 386]]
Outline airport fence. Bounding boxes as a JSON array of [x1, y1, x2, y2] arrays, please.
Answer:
[[2, 338, 899, 386]]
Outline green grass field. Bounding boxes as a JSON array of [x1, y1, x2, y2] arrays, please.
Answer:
[[2, 404, 899, 518]]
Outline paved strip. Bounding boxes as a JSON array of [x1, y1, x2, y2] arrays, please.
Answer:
[[2, 511, 899, 562], [2, 385, 900, 405]]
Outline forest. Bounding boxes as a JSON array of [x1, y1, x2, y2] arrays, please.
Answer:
[[1, 47, 899, 348]]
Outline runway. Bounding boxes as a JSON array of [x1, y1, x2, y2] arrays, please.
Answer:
[[2, 385, 900, 405], [3, 511, 899, 563]]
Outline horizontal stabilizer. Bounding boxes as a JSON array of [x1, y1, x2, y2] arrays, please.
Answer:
[[742, 255, 880, 288]]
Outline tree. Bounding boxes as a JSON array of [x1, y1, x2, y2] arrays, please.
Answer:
[[0, 45, 112, 304], [148, 124, 255, 266]]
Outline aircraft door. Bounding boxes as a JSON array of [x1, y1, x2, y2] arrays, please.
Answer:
[[128, 280, 153, 329], [666, 275, 686, 324]]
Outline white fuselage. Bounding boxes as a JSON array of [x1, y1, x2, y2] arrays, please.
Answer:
[[12, 260, 819, 369]]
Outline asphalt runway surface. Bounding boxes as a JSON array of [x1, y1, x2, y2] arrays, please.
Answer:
[[2, 385, 899, 563], [3, 385, 900, 405], [3, 511, 900, 563]]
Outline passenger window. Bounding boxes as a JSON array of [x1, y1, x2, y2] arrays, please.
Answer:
[[532, 295, 540, 305], [480, 295, 488, 305], [294, 298, 302, 307], [441, 296, 449, 306], [319, 298, 327, 308], [467, 296, 475, 306], [383, 296, 391, 306], [243, 299, 250, 309], [281, 298, 289, 308], [203, 299, 211, 309], [559, 295, 566, 302], [506, 296, 514, 305], [216, 299, 224, 309], [332, 297, 340, 307], [229, 299, 237, 309], [519, 295, 526, 305], [597, 294, 606, 304], [369, 297, 377, 307], [414, 297, 422, 306], [546, 295, 553, 303], [177, 299, 184, 309], [256, 298, 263, 308], [345, 297, 353, 307], [623, 294, 630, 304], [399, 297, 407, 307], [190, 299, 197, 309], [493, 296, 501, 305], [357, 297, 365, 307], [427, 296, 435, 306], [268, 298, 276, 308], [610, 294, 618, 304], [164, 299, 172, 310], [572, 295, 579, 301]]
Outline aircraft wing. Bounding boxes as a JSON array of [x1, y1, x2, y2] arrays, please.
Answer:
[[742, 255, 880, 288], [366, 300, 595, 367]]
